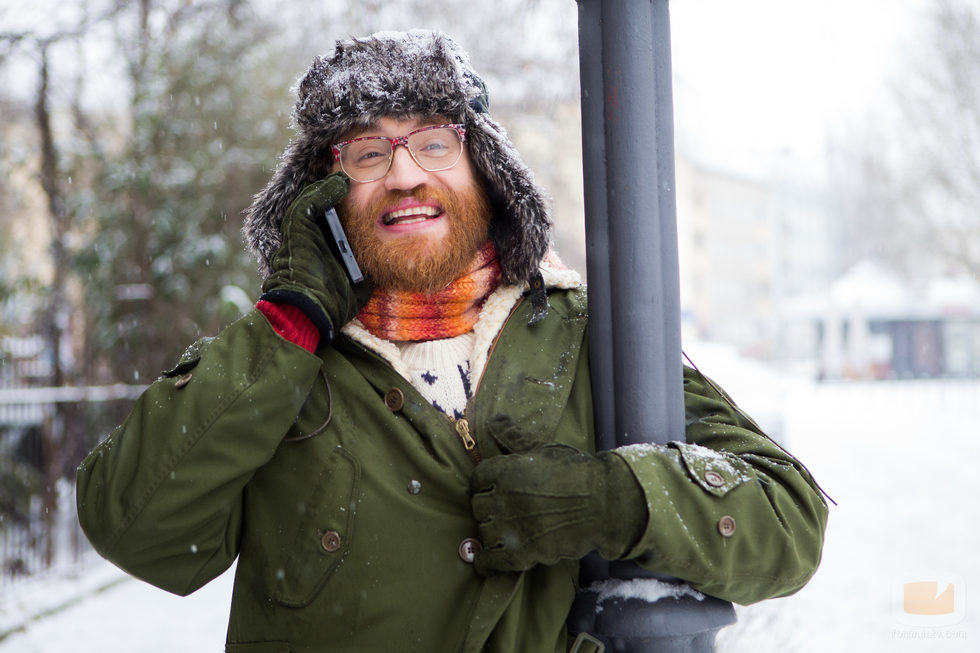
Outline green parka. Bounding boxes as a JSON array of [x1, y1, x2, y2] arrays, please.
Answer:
[[76, 285, 827, 652]]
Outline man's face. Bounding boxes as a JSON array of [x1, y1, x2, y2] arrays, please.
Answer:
[[333, 116, 492, 293]]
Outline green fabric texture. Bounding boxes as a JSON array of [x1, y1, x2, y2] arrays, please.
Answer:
[[614, 368, 830, 606], [76, 286, 827, 652], [259, 172, 372, 342], [471, 415, 646, 574]]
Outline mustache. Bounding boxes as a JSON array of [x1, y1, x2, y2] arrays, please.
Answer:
[[364, 187, 447, 218]]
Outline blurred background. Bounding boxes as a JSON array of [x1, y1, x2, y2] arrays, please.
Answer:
[[1, 0, 977, 651]]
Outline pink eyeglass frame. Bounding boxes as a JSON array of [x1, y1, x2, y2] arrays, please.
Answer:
[[331, 123, 467, 162]]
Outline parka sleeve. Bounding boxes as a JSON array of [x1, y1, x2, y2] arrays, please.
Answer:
[[75, 309, 323, 596], [611, 365, 829, 605]]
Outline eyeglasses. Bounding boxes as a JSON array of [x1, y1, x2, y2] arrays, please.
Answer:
[[331, 124, 467, 183]]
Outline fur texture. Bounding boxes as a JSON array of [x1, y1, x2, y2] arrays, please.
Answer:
[[242, 30, 553, 287]]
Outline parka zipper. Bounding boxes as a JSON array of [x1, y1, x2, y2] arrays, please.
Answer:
[[453, 417, 481, 464], [452, 297, 526, 466], [346, 294, 530, 467]]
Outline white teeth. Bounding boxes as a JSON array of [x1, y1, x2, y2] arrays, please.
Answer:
[[385, 205, 441, 224]]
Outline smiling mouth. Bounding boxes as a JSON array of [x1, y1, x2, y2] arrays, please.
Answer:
[[382, 205, 444, 226]]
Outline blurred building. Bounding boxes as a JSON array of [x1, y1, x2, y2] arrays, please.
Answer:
[[675, 152, 833, 361], [789, 261, 980, 379]]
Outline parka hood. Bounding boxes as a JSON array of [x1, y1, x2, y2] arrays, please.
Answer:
[[242, 29, 553, 288]]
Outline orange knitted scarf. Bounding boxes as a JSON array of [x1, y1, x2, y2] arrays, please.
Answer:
[[356, 242, 501, 342]]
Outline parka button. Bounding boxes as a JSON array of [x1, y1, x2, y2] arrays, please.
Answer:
[[320, 530, 342, 553], [704, 471, 725, 488], [174, 373, 193, 389], [384, 388, 405, 412], [717, 515, 736, 537], [458, 538, 482, 563]]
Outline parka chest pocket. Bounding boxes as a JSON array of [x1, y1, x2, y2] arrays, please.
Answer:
[[271, 445, 360, 608]]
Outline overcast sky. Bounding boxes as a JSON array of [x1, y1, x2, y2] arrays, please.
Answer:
[[1, 0, 930, 181], [670, 0, 928, 177]]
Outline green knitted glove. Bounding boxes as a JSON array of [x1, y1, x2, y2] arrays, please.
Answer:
[[470, 415, 648, 575], [260, 173, 373, 343]]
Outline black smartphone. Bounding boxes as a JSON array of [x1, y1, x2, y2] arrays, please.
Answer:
[[323, 207, 364, 284]]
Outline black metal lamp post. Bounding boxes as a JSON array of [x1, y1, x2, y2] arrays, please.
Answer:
[[568, 0, 737, 650]]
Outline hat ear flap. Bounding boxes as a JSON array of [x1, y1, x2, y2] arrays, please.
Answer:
[[243, 138, 331, 277], [467, 114, 552, 285]]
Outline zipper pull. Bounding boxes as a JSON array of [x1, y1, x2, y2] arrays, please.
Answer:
[[455, 418, 481, 463]]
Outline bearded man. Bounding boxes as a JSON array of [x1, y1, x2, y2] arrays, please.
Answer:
[[77, 30, 828, 653]]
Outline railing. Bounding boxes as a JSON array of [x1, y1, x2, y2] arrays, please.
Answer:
[[0, 385, 145, 590]]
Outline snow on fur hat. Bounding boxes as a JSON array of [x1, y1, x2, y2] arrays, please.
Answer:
[[242, 29, 553, 288]]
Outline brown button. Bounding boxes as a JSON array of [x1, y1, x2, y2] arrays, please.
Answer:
[[384, 387, 405, 412], [174, 373, 193, 389], [320, 530, 342, 553], [704, 471, 725, 488], [458, 538, 482, 563], [717, 515, 736, 537]]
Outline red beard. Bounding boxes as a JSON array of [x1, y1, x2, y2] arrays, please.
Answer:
[[338, 182, 492, 293]]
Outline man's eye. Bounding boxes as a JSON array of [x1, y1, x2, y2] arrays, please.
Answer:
[[415, 137, 454, 157], [352, 145, 389, 164]]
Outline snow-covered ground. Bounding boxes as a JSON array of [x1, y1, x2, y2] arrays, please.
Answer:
[[0, 558, 234, 651], [698, 343, 979, 653], [2, 343, 977, 651]]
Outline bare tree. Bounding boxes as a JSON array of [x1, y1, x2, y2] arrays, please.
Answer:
[[0, 0, 581, 573], [0, 0, 262, 568], [834, 0, 980, 280]]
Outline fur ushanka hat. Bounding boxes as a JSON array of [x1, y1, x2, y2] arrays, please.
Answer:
[[243, 29, 553, 292]]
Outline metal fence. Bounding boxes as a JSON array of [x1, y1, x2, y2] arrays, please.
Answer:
[[0, 384, 144, 590]]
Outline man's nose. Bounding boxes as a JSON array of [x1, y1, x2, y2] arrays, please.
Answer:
[[383, 145, 428, 190]]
